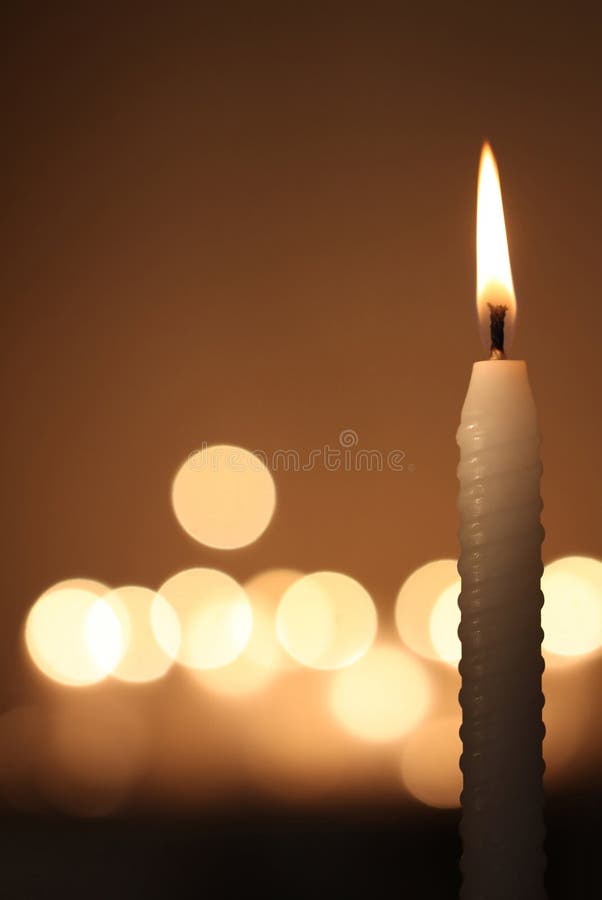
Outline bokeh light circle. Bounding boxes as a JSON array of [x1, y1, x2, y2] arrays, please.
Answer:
[[429, 580, 461, 665], [158, 568, 252, 669], [329, 644, 431, 742], [542, 556, 602, 659], [193, 569, 305, 698], [25, 579, 123, 686], [395, 560, 459, 661], [85, 599, 124, 674], [103, 586, 180, 683], [400, 716, 462, 808], [276, 572, 377, 670], [172, 445, 276, 549], [243, 568, 303, 670]]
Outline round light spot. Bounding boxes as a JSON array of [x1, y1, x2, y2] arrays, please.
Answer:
[[158, 568, 252, 669], [330, 644, 431, 742], [25, 579, 123, 687], [276, 572, 377, 670], [102, 586, 180, 683], [542, 556, 602, 659], [244, 569, 303, 669], [151, 593, 182, 660], [429, 580, 461, 665], [171, 445, 276, 549], [395, 560, 459, 661], [400, 716, 462, 808], [194, 568, 304, 698], [85, 599, 123, 674]]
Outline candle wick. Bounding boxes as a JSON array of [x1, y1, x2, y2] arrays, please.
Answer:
[[488, 303, 507, 359]]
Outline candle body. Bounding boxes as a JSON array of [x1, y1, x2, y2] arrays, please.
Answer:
[[457, 360, 545, 900]]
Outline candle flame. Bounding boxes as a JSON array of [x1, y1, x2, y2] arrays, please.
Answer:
[[476, 142, 516, 354]]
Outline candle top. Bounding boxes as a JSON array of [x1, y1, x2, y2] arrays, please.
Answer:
[[461, 359, 538, 436]]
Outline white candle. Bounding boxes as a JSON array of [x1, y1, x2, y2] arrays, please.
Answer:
[[457, 144, 546, 899]]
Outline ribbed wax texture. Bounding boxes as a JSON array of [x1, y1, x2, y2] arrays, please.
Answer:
[[457, 361, 546, 900]]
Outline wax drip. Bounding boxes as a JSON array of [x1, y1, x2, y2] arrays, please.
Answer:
[[488, 303, 507, 359]]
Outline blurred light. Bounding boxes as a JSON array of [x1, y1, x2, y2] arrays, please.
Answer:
[[400, 716, 462, 808], [395, 559, 458, 661], [151, 592, 182, 659], [103, 586, 180, 683], [85, 599, 124, 674], [276, 572, 377, 670], [158, 568, 252, 669], [243, 671, 351, 801], [329, 644, 431, 742], [243, 568, 303, 669], [172, 444, 276, 549], [542, 556, 602, 660], [192, 656, 274, 698], [25, 579, 123, 686], [429, 580, 461, 665], [194, 568, 304, 698]]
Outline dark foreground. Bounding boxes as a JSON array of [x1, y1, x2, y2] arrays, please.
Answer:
[[0, 792, 598, 899]]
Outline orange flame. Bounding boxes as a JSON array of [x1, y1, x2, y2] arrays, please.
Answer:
[[476, 143, 516, 353]]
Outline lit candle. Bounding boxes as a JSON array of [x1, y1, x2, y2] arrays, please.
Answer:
[[457, 144, 546, 899]]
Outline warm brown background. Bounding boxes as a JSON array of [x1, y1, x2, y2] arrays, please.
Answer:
[[2, 4, 601, 695], [1, 4, 601, 897]]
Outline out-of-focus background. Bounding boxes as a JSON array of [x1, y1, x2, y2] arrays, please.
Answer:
[[1, 3, 601, 898]]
